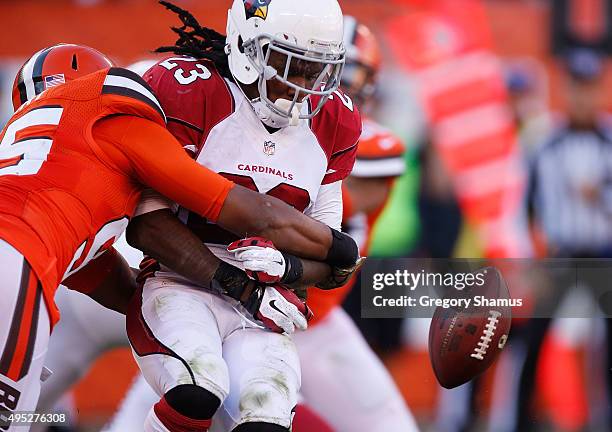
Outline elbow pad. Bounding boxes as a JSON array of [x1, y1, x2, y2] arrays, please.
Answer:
[[325, 228, 359, 268]]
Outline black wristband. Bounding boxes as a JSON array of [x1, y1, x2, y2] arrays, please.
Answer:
[[241, 286, 264, 316], [325, 228, 359, 268], [211, 261, 251, 301], [280, 253, 303, 285]]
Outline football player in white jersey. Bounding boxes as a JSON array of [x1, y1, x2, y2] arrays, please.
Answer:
[[37, 11, 418, 432], [124, 1, 361, 431]]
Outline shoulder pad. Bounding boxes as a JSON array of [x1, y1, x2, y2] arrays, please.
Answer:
[[310, 90, 362, 183], [143, 57, 234, 135], [310, 89, 361, 160], [102, 67, 166, 124]]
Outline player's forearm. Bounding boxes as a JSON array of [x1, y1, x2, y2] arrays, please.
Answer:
[[126, 209, 220, 288], [286, 258, 331, 289], [287, 255, 362, 292], [62, 247, 136, 315], [218, 186, 330, 257], [218, 186, 358, 267], [127, 211, 261, 305]]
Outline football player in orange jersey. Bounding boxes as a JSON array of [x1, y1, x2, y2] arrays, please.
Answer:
[[0, 43, 360, 430]]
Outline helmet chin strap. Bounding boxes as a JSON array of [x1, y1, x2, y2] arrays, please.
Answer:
[[275, 99, 302, 126], [252, 98, 302, 128], [229, 67, 302, 129]]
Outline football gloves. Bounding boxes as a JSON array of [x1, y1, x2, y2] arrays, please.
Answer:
[[315, 256, 366, 290], [212, 261, 312, 334], [242, 283, 313, 334], [228, 237, 302, 284]]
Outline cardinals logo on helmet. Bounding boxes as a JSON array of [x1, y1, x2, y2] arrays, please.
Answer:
[[244, 0, 272, 20]]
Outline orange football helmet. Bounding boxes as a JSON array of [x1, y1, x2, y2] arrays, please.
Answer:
[[341, 17, 382, 106], [12, 43, 113, 110]]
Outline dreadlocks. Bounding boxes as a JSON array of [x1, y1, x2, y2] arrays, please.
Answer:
[[156, 1, 232, 78]]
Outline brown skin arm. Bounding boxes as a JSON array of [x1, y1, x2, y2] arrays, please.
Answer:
[[74, 178, 375, 313], [70, 187, 343, 315], [126, 208, 332, 293], [126, 209, 222, 288], [216, 185, 333, 260], [291, 260, 331, 288], [62, 247, 137, 314], [287, 260, 333, 301]]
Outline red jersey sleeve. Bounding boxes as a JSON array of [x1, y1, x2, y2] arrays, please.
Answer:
[[143, 57, 235, 157], [92, 115, 233, 222], [310, 90, 362, 184]]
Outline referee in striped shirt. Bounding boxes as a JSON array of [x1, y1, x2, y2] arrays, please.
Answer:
[[530, 51, 612, 257], [516, 48, 612, 431]]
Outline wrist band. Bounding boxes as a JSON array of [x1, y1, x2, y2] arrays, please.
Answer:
[[325, 228, 359, 268], [281, 253, 303, 284]]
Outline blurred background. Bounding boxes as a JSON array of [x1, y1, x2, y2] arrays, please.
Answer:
[[4, 0, 612, 431]]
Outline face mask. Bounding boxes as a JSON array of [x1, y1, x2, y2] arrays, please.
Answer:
[[252, 98, 303, 128]]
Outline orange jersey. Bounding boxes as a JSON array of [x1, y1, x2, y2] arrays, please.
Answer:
[[0, 67, 232, 326], [307, 117, 406, 325]]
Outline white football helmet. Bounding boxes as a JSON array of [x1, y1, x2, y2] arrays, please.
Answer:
[[226, 0, 345, 128]]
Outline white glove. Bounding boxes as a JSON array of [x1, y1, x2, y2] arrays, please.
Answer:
[[228, 237, 286, 283], [244, 284, 313, 334]]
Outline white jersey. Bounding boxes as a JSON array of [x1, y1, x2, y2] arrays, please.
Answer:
[[185, 81, 338, 264], [140, 57, 361, 280]]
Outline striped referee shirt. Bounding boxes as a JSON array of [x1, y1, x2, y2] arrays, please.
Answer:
[[529, 122, 612, 254]]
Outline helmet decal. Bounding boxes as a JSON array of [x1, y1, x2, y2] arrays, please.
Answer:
[[227, 0, 345, 127], [12, 44, 113, 110], [244, 0, 272, 20]]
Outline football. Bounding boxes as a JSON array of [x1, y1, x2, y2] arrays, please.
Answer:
[[428, 266, 512, 389]]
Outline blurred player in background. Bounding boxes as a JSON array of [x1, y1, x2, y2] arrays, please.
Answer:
[[292, 16, 418, 432], [503, 59, 552, 156], [519, 48, 612, 432]]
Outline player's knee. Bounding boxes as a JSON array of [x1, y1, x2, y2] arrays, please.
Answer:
[[234, 384, 294, 431], [232, 422, 289, 432], [164, 384, 220, 419]]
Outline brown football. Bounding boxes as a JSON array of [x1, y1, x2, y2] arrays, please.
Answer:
[[428, 266, 512, 389]]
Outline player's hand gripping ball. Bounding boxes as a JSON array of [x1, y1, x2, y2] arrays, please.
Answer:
[[428, 267, 511, 389]]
